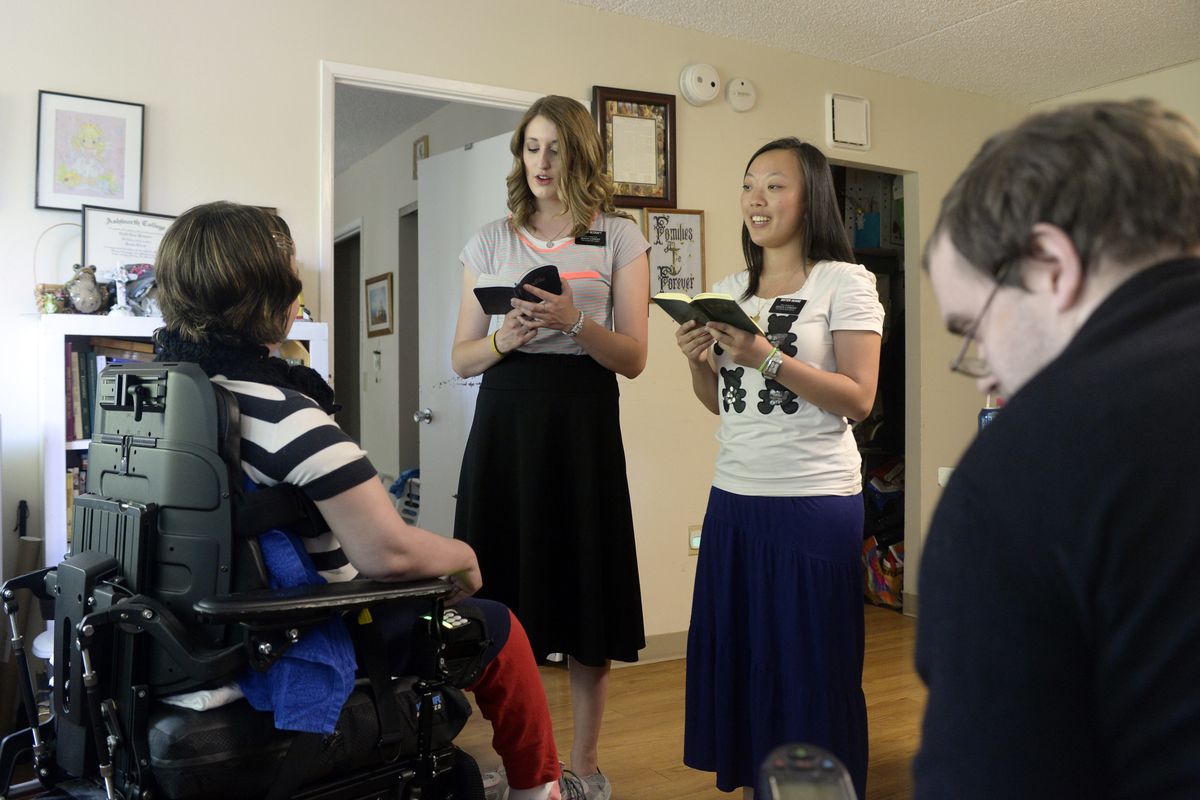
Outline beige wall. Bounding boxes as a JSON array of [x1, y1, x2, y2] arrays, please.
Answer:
[[1032, 59, 1200, 118], [0, 0, 1029, 631]]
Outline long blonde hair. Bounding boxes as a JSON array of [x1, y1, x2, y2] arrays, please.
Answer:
[[506, 95, 631, 235]]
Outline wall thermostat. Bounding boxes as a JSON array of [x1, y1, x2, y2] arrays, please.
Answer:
[[680, 63, 721, 106], [725, 78, 756, 112]]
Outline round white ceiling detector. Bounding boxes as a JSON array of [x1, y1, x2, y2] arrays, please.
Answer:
[[725, 78, 756, 112], [680, 63, 721, 106]]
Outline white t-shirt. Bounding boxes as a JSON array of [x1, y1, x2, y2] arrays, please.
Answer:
[[460, 213, 649, 355], [710, 260, 884, 497]]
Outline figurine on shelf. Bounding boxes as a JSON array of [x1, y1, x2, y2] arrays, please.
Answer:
[[99, 263, 157, 316], [35, 283, 69, 314], [63, 265, 109, 314], [105, 264, 134, 316]]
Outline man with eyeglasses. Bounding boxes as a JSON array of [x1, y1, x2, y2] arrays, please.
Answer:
[[915, 98, 1200, 799]]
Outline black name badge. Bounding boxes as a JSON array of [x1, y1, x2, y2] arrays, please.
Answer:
[[770, 298, 807, 315], [575, 230, 606, 246]]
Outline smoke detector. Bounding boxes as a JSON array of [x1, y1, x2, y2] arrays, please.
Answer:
[[680, 63, 721, 106]]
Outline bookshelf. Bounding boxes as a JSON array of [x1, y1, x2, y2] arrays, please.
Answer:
[[38, 314, 329, 568]]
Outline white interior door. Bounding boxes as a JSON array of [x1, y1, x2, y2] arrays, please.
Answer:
[[416, 131, 513, 535]]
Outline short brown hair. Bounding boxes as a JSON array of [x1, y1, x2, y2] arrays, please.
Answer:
[[156, 202, 301, 344], [932, 98, 1200, 278], [506, 95, 629, 236]]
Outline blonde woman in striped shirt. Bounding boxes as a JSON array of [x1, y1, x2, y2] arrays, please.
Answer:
[[451, 95, 651, 800]]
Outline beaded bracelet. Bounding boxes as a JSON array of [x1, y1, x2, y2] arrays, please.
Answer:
[[757, 346, 779, 374], [490, 330, 507, 357]]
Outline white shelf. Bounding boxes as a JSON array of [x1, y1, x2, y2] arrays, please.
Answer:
[[39, 315, 329, 568]]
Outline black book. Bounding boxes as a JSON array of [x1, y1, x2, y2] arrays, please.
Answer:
[[473, 264, 562, 316], [652, 292, 762, 334]]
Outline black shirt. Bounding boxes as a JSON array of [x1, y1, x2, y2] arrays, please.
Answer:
[[915, 258, 1200, 799]]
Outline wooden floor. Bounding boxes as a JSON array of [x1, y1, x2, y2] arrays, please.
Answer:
[[457, 604, 925, 799]]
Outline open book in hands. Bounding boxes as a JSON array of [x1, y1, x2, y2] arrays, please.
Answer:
[[652, 292, 762, 334], [473, 264, 563, 315]]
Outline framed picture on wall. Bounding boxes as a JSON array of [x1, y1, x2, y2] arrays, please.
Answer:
[[643, 209, 705, 296], [591, 86, 676, 208], [36, 90, 145, 211], [365, 272, 394, 337], [412, 134, 429, 180]]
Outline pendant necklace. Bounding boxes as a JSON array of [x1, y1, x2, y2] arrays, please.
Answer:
[[750, 296, 771, 324], [540, 217, 574, 247]]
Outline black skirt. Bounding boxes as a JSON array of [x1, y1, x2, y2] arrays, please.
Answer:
[[454, 352, 645, 665]]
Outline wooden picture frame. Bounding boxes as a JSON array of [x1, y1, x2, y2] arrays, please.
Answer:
[[365, 272, 394, 337], [412, 134, 429, 180], [36, 90, 144, 211], [591, 86, 676, 209], [644, 209, 705, 296]]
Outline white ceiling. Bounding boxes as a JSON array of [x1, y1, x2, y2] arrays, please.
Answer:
[[335, 85, 447, 175], [335, 0, 1200, 174], [565, 0, 1200, 105]]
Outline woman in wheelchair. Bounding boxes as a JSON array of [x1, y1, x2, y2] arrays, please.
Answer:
[[151, 201, 566, 800]]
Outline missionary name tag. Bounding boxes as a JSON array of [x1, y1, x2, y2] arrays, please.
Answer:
[[574, 230, 607, 246], [770, 298, 807, 315]]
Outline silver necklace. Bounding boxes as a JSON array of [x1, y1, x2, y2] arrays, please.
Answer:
[[538, 217, 574, 247]]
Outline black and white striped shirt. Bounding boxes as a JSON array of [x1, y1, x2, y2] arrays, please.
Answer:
[[214, 377, 376, 583]]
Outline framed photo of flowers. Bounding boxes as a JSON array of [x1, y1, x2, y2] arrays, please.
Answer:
[[591, 86, 676, 209], [36, 90, 145, 212]]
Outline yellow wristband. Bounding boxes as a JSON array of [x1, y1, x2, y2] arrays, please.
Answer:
[[490, 330, 506, 357], [758, 347, 779, 373]]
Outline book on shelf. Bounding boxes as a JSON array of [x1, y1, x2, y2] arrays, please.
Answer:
[[89, 336, 155, 354], [91, 345, 156, 362], [76, 348, 92, 439], [651, 292, 762, 334], [65, 342, 77, 441], [473, 264, 562, 315]]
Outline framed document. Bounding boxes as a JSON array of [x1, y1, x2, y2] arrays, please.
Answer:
[[591, 86, 676, 209], [81, 206, 175, 274]]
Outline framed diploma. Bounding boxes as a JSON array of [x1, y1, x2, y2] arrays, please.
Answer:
[[81, 205, 175, 274], [591, 86, 676, 209]]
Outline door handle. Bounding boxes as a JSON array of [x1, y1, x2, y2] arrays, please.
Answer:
[[413, 408, 433, 424]]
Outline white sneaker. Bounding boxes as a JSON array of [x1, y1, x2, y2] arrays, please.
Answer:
[[482, 769, 508, 800]]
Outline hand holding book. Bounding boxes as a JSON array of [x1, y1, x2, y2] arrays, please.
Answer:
[[652, 292, 762, 334]]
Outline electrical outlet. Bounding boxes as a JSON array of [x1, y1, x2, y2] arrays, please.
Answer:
[[688, 524, 702, 555]]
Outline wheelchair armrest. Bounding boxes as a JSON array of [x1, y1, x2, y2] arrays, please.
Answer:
[[192, 578, 455, 625]]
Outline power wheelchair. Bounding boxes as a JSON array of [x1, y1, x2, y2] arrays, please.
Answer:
[[0, 363, 485, 800]]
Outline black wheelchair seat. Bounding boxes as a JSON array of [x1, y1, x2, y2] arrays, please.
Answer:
[[0, 363, 485, 800]]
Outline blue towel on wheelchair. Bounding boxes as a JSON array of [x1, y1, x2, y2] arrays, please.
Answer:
[[237, 527, 357, 734]]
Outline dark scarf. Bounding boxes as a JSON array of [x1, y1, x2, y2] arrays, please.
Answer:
[[154, 328, 341, 415]]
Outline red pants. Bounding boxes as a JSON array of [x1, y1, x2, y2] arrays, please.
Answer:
[[466, 607, 560, 789]]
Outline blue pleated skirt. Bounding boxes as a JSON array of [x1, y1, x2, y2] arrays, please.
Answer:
[[684, 487, 868, 797]]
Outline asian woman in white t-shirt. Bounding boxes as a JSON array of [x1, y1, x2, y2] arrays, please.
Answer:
[[674, 138, 884, 799]]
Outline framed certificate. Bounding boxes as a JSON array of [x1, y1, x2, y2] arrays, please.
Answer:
[[81, 205, 175, 274], [591, 86, 676, 209]]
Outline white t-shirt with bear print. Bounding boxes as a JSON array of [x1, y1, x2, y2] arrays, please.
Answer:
[[709, 260, 884, 497]]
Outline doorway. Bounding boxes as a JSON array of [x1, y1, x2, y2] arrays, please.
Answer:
[[396, 202, 418, 471], [831, 163, 908, 612], [322, 62, 537, 515], [333, 228, 361, 443]]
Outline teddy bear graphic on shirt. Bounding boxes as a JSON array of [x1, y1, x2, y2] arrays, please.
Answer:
[[720, 366, 747, 413], [758, 312, 800, 415]]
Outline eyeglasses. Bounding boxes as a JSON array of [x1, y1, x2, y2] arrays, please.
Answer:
[[949, 261, 1013, 378]]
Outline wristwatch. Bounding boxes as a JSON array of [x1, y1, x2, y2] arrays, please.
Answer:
[[761, 349, 784, 380], [562, 310, 586, 338]]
